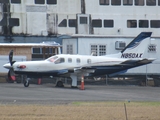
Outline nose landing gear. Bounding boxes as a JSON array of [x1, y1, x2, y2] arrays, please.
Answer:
[[24, 78, 30, 87]]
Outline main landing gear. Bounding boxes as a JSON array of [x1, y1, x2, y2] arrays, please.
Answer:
[[56, 80, 64, 87]]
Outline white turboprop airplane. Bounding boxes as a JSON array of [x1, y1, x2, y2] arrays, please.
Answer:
[[3, 32, 155, 88]]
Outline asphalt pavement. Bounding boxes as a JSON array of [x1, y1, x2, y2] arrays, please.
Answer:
[[0, 83, 160, 104]]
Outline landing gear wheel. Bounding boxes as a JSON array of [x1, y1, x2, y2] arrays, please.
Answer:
[[24, 80, 29, 87], [56, 81, 64, 87]]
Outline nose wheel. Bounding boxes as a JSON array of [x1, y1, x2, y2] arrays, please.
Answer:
[[24, 78, 30, 87]]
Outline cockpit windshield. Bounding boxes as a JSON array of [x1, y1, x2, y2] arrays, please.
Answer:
[[47, 56, 58, 62]]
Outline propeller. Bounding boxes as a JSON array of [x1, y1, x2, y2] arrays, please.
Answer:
[[8, 50, 16, 81], [9, 50, 13, 66]]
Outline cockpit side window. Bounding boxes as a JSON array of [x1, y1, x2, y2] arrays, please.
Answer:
[[55, 58, 65, 64], [47, 56, 58, 62]]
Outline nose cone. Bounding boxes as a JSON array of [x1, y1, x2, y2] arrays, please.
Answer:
[[3, 63, 12, 69]]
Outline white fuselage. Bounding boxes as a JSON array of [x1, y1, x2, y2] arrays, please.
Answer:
[[5, 54, 127, 73]]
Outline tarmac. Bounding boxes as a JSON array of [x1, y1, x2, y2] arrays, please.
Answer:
[[0, 83, 160, 104]]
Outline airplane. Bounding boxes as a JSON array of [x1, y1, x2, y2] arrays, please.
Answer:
[[3, 32, 155, 88]]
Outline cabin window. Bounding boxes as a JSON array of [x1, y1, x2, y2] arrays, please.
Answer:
[[135, 0, 144, 6], [67, 45, 73, 54], [150, 20, 160, 28], [47, 0, 57, 4], [76, 58, 81, 63], [139, 20, 149, 28], [127, 20, 137, 28], [80, 17, 87, 24], [123, 0, 133, 5], [111, 0, 121, 5], [11, 0, 21, 4], [68, 58, 72, 63], [92, 19, 102, 28], [58, 19, 67, 27], [55, 58, 65, 64], [146, 0, 156, 6], [99, 0, 109, 5], [35, 0, 45, 4], [69, 19, 76, 27], [104, 20, 114, 28], [148, 44, 156, 53], [87, 59, 91, 64]]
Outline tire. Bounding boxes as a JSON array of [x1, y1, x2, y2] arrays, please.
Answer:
[[24, 81, 29, 87], [56, 81, 64, 87]]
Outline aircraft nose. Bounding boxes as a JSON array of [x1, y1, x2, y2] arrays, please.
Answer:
[[3, 63, 12, 69]]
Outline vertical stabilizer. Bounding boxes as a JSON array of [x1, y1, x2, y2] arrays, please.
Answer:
[[121, 32, 152, 59]]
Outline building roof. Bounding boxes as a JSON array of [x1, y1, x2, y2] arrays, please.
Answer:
[[0, 42, 62, 48]]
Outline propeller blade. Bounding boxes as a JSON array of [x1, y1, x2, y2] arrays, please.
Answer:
[[8, 69, 16, 81], [9, 50, 13, 66]]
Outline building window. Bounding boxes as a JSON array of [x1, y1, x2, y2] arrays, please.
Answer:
[[139, 20, 148, 28], [123, 0, 133, 5], [99, 45, 106, 56], [111, 0, 121, 5], [127, 20, 137, 28], [104, 20, 114, 27], [151, 20, 160, 28], [99, 0, 109, 5], [11, 0, 21, 4], [69, 19, 76, 27], [148, 44, 156, 52], [45, 48, 53, 54], [68, 58, 72, 63], [91, 45, 106, 56], [35, 0, 45, 4], [32, 48, 41, 54], [9, 18, 20, 26], [76, 58, 81, 63], [91, 45, 98, 56], [92, 19, 102, 28], [80, 17, 87, 24], [47, 0, 57, 4], [67, 45, 73, 54], [135, 0, 144, 6], [146, 0, 156, 6], [58, 19, 67, 27]]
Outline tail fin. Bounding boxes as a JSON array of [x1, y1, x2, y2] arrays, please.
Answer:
[[121, 32, 152, 59]]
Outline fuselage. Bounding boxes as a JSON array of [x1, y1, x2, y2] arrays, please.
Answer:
[[4, 54, 128, 77]]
